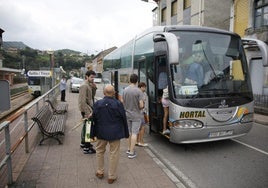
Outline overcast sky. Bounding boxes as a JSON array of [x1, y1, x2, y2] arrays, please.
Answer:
[[0, 0, 156, 54]]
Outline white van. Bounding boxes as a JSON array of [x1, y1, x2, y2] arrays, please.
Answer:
[[70, 77, 83, 93]]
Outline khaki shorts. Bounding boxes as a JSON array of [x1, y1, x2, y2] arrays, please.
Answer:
[[127, 119, 141, 135]]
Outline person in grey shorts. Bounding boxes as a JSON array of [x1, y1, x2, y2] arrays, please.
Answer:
[[122, 74, 144, 159]]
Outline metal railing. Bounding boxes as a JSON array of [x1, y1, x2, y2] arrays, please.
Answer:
[[0, 83, 60, 186], [254, 94, 268, 114]]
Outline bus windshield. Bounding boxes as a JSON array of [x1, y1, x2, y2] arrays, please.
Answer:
[[170, 31, 253, 108]]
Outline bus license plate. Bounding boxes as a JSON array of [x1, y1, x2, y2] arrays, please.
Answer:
[[209, 130, 233, 138]]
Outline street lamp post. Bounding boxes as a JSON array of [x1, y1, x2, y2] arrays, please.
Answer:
[[47, 51, 55, 87]]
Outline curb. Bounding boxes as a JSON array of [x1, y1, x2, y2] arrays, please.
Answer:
[[254, 119, 268, 125], [146, 144, 198, 188]]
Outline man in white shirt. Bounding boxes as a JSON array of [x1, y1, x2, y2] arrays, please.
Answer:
[[60, 75, 67, 102]]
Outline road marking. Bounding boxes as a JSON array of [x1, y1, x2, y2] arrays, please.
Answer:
[[232, 139, 268, 156]]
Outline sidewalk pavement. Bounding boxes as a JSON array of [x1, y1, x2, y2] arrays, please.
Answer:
[[254, 113, 268, 125], [10, 91, 181, 188]]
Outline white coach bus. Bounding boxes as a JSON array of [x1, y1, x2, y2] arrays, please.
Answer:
[[103, 25, 267, 144]]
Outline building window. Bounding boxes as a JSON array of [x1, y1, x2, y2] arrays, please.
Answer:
[[183, 0, 191, 10], [171, 0, 178, 17], [161, 7, 167, 23], [254, 0, 268, 27]]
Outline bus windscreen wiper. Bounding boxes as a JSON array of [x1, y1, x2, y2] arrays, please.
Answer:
[[200, 88, 229, 94]]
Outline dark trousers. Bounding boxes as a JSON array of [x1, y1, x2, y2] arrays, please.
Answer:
[[61, 90, 66, 101], [81, 112, 93, 148]]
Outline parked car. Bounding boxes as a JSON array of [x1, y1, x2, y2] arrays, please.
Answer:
[[70, 77, 83, 93], [94, 78, 102, 83]]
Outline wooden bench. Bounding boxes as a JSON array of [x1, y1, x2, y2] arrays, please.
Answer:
[[32, 105, 67, 145], [45, 99, 68, 114]]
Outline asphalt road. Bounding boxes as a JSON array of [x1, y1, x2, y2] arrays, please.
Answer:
[[145, 121, 268, 188]]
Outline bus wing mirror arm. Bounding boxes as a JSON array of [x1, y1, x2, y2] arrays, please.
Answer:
[[153, 33, 179, 65]]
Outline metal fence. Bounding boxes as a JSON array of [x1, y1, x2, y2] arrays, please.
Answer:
[[254, 94, 268, 114], [0, 83, 60, 186]]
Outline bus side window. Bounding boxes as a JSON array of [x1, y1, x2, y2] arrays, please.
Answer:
[[158, 71, 168, 90], [157, 57, 168, 97]]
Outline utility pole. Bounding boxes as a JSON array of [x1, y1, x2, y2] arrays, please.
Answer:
[[48, 51, 55, 87]]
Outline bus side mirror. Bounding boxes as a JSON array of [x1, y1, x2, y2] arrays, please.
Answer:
[[153, 33, 179, 65], [243, 38, 268, 66], [153, 34, 166, 42]]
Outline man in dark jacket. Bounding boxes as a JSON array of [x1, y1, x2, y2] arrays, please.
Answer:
[[92, 84, 129, 184]]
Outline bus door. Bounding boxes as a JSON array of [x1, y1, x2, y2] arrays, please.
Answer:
[[145, 54, 167, 133], [146, 35, 169, 133]]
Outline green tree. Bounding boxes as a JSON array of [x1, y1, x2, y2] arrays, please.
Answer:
[[2, 48, 92, 73]]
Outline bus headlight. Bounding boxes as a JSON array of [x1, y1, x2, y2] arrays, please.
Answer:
[[172, 120, 203, 129], [240, 113, 253, 123]]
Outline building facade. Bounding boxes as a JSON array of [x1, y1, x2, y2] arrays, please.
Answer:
[[152, 0, 232, 30], [86, 47, 117, 74]]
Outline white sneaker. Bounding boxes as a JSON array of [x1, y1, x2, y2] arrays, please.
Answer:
[[138, 143, 148, 147], [162, 129, 170, 135]]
